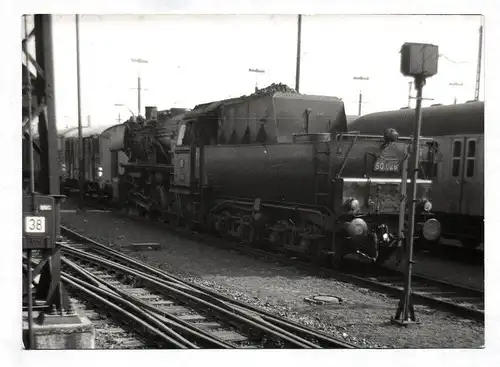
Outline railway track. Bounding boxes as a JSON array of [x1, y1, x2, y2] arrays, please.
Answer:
[[61, 197, 485, 323], [193, 233, 485, 322], [339, 260, 484, 321], [56, 226, 356, 349], [78, 202, 485, 323], [425, 244, 483, 266], [213, 238, 485, 322], [23, 257, 175, 349], [69, 297, 149, 349]]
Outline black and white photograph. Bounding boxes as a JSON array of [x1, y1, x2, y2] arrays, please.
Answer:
[[1, 0, 498, 365]]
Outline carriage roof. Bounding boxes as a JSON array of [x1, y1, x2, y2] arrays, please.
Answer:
[[348, 101, 484, 137], [60, 125, 112, 139]]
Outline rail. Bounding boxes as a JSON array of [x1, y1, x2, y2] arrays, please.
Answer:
[[88, 211, 483, 323], [58, 226, 356, 349]]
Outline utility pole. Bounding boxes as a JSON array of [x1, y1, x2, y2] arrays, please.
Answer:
[[75, 14, 84, 209], [474, 24, 483, 101], [249, 68, 265, 92], [449, 82, 463, 104], [131, 58, 148, 116], [295, 14, 302, 93], [353, 76, 369, 115], [407, 81, 413, 108], [137, 77, 141, 115], [116, 112, 121, 123]]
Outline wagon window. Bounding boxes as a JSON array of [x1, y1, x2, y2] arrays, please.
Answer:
[[451, 140, 462, 177], [466, 139, 476, 178]]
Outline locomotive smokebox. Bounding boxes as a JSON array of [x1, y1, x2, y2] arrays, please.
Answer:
[[145, 106, 158, 121]]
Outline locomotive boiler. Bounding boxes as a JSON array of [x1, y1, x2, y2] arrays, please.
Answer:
[[108, 87, 441, 267]]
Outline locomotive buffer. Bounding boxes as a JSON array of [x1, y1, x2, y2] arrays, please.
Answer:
[[393, 42, 440, 325]]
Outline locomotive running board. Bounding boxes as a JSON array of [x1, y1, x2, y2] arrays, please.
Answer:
[[340, 177, 433, 184]]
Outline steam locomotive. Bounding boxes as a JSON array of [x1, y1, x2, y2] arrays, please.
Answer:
[[106, 90, 441, 267], [349, 102, 484, 249]]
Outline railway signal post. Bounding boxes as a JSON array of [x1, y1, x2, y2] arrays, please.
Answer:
[[22, 14, 94, 349], [393, 42, 439, 325]]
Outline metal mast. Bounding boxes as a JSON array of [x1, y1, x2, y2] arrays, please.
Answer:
[[474, 24, 483, 101], [295, 14, 302, 92]]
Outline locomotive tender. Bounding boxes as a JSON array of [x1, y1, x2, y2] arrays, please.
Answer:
[[349, 102, 484, 248], [107, 91, 441, 266]]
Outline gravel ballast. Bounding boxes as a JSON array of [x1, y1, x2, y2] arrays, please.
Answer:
[[61, 208, 484, 349]]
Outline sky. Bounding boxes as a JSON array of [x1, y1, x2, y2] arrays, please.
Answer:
[[23, 14, 484, 128]]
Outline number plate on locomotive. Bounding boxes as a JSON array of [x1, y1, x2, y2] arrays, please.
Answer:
[[24, 216, 46, 233], [373, 158, 400, 172]]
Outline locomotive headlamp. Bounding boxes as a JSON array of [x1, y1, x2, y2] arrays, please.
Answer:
[[345, 197, 360, 212], [347, 218, 368, 237], [417, 199, 432, 212], [422, 218, 441, 241], [383, 128, 399, 143], [423, 200, 432, 212], [97, 166, 103, 178]]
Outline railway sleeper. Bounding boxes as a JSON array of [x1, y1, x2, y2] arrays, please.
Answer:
[[99, 327, 127, 334], [176, 314, 206, 322], [211, 330, 249, 343], [190, 321, 223, 330], [155, 305, 191, 315]]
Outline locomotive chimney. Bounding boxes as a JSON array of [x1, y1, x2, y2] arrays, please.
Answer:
[[145, 106, 158, 120]]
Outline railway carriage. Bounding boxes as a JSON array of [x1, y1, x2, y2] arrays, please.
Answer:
[[349, 102, 484, 248], [60, 125, 128, 198], [106, 90, 441, 267]]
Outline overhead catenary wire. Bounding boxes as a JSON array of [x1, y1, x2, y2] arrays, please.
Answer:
[[439, 54, 468, 64]]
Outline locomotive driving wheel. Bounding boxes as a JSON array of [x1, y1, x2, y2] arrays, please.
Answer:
[[180, 195, 196, 231], [214, 211, 232, 238], [237, 214, 255, 244]]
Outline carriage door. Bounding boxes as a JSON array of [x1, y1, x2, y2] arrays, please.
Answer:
[[448, 138, 465, 214], [461, 137, 482, 216]]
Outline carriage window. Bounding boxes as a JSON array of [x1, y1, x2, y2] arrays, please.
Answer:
[[466, 160, 475, 178], [466, 139, 476, 178], [451, 140, 462, 177], [467, 140, 476, 158]]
